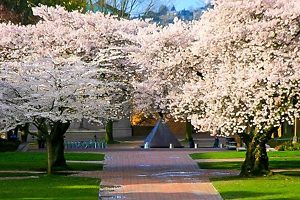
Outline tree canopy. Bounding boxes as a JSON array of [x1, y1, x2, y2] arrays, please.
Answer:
[[0, 5, 146, 173], [167, 0, 300, 176], [0, 0, 86, 24], [1, 0, 300, 176]]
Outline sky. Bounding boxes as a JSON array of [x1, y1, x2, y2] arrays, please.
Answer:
[[172, 0, 208, 10], [90, 0, 210, 16]]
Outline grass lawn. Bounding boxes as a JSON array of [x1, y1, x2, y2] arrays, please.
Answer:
[[0, 152, 104, 171], [192, 151, 300, 199], [0, 174, 100, 200], [190, 151, 300, 159], [0, 172, 42, 177], [65, 152, 105, 161], [198, 157, 300, 170], [191, 151, 300, 170], [212, 172, 300, 200]]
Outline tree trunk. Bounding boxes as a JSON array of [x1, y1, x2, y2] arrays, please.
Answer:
[[46, 137, 53, 174], [51, 132, 66, 167], [20, 123, 30, 143], [35, 120, 69, 174], [43, 121, 70, 174], [240, 128, 276, 177], [240, 135, 269, 176], [185, 120, 194, 148], [50, 121, 70, 168], [185, 120, 193, 141], [105, 120, 114, 144]]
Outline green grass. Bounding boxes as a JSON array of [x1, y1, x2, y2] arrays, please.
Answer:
[[191, 151, 246, 159], [65, 152, 105, 161], [0, 152, 104, 171], [0, 152, 102, 199], [0, 172, 43, 177], [0, 152, 105, 161], [212, 172, 300, 200], [0, 174, 100, 200], [55, 163, 103, 171], [190, 151, 300, 159], [198, 157, 300, 170]]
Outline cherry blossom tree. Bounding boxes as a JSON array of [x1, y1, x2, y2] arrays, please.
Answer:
[[170, 0, 300, 176], [131, 19, 200, 141], [0, 5, 144, 173]]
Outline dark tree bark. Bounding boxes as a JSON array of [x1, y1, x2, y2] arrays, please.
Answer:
[[105, 120, 114, 144], [20, 123, 30, 143], [185, 120, 193, 140], [240, 127, 276, 177], [49, 121, 70, 168], [36, 120, 70, 174], [158, 112, 164, 119], [46, 138, 53, 174], [185, 120, 194, 148]]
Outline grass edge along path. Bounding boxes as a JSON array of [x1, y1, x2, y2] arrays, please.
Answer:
[[197, 157, 300, 170], [211, 171, 300, 200], [190, 151, 300, 170], [0, 152, 105, 171], [190, 151, 300, 160], [191, 151, 300, 199], [0, 152, 104, 199]]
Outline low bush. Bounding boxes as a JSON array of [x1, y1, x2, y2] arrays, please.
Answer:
[[0, 139, 20, 152], [276, 142, 300, 151]]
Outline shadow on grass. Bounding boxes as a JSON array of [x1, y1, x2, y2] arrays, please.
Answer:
[[0, 152, 105, 172], [220, 191, 298, 200], [0, 172, 45, 177], [198, 159, 300, 170], [212, 172, 300, 200], [269, 160, 300, 169], [198, 162, 242, 170], [54, 163, 103, 172], [0, 174, 100, 200], [219, 191, 278, 199], [269, 198, 300, 200], [211, 170, 300, 182], [276, 171, 300, 177], [211, 176, 244, 182]]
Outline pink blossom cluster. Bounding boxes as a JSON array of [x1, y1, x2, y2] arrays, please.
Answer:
[[0, 5, 146, 130], [1, 1, 300, 138], [133, 0, 300, 136]]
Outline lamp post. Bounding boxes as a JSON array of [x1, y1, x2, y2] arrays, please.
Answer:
[[293, 117, 298, 144]]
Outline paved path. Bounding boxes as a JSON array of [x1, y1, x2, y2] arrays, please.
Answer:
[[98, 149, 224, 200]]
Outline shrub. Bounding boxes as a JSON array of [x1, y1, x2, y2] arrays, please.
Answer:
[[276, 142, 300, 151], [0, 139, 21, 152]]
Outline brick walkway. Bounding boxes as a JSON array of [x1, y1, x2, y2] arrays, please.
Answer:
[[98, 149, 223, 200]]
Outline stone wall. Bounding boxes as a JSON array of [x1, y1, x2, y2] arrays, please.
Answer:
[[113, 118, 132, 138], [27, 118, 132, 142]]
